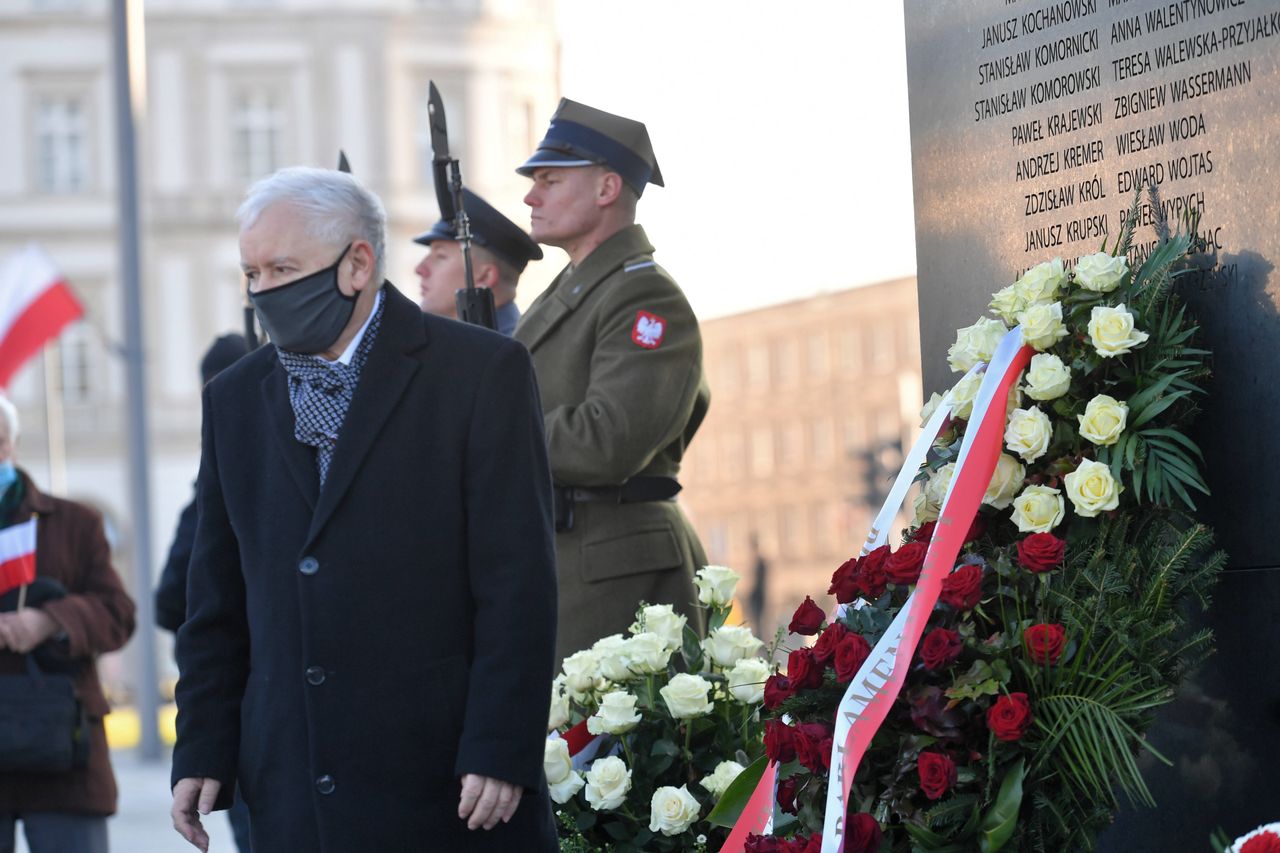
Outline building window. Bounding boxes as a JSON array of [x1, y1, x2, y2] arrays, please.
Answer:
[[840, 330, 861, 373], [780, 423, 803, 470], [34, 94, 89, 193], [746, 344, 769, 390], [714, 345, 741, 398], [720, 432, 744, 481], [775, 339, 799, 386], [750, 426, 773, 478], [232, 87, 285, 181], [807, 332, 829, 380], [810, 418, 833, 464], [58, 320, 93, 404], [871, 325, 895, 370]]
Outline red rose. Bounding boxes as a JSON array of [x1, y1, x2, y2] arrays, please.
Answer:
[[799, 834, 823, 853], [764, 719, 797, 762], [885, 541, 928, 585], [1023, 623, 1066, 665], [789, 595, 826, 635], [917, 751, 958, 800], [812, 622, 848, 664], [939, 563, 984, 610], [744, 834, 789, 853], [763, 674, 794, 710], [828, 557, 860, 603], [1242, 831, 1280, 853], [776, 774, 801, 814], [855, 545, 890, 598], [910, 520, 937, 543], [965, 514, 988, 543], [919, 627, 963, 670], [788, 647, 824, 690], [986, 692, 1033, 742], [834, 633, 872, 682], [1017, 532, 1065, 572], [845, 812, 883, 853], [794, 722, 833, 774]]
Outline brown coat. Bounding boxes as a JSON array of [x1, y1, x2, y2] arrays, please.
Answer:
[[515, 225, 711, 664], [0, 470, 136, 815]]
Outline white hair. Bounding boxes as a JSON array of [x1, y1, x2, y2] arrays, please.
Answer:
[[236, 166, 388, 282], [0, 394, 18, 442]]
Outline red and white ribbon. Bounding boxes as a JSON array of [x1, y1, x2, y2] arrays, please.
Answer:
[[819, 328, 1032, 853]]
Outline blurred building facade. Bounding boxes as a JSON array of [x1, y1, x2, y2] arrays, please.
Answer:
[[0, 0, 558, 685], [679, 278, 923, 638]]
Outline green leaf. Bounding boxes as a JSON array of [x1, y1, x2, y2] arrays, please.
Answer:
[[705, 753, 769, 829], [977, 759, 1025, 853], [1131, 389, 1192, 428], [651, 738, 681, 758], [681, 623, 704, 671], [1142, 427, 1205, 458]]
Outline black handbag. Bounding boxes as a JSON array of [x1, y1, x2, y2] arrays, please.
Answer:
[[0, 653, 90, 773]]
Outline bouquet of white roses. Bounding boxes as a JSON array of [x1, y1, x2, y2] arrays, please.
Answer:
[[547, 565, 769, 853]]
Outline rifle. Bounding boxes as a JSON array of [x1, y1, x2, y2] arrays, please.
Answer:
[[427, 82, 496, 330]]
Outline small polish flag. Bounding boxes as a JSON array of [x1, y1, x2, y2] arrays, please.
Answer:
[[0, 517, 37, 596], [0, 244, 84, 389], [549, 719, 609, 771]]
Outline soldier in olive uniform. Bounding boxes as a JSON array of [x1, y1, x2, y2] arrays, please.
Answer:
[[514, 99, 710, 664]]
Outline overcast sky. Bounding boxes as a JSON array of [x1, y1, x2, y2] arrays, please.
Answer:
[[554, 2, 918, 319]]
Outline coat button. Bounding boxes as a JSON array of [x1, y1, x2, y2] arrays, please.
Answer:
[[315, 774, 335, 795], [299, 556, 319, 575], [305, 666, 326, 686]]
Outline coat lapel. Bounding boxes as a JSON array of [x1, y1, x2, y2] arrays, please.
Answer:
[[305, 285, 427, 545], [261, 361, 320, 511], [516, 225, 655, 353]]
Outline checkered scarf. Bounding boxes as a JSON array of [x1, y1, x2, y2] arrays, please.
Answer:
[[276, 295, 384, 486]]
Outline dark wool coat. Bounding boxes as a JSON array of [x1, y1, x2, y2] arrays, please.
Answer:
[[0, 471, 137, 815], [515, 225, 711, 664], [172, 285, 558, 852]]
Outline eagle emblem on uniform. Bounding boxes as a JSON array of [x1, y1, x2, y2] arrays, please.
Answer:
[[631, 310, 666, 349]]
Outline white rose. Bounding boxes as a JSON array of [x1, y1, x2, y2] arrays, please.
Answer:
[[1013, 257, 1067, 305], [989, 283, 1027, 324], [592, 634, 633, 683], [648, 784, 702, 836], [925, 462, 956, 509], [1089, 303, 1150, 357], [1064, 459, 1123, 517], [1074, 251, 1128, 293], [1024, 352, 1072, 401], [726, 657, 771, 704], [1077, 394, 1128, 446], [561, 649, 600, 698], [544, 737, 573, 785], [631, 603, 687, 651], [950, 372, 983, 419], [659, 673, 715, 719], [548, 684, 570, 731], [1004, 407, 1053, 463], [699, 760, 746, 798], [1010, 485, 1065, 533], [920, 391, 945, 426], [583, 755, 632, 811], [623, 632, 672, 675], [702, 625, 763, 669], [586, 690, 642, 735], [913, 490, 939, 525], [1017, 301, 1068, 351], [984, 452, 1026, 510], [948, 317, 1008, 373], [694, 565, 740, 607], [549, 769, 585, 804]]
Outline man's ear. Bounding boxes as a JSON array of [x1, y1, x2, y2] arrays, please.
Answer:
[[348, 240, 377, 292], [596, 171, 624, 207], [475, 261, 499, 290]]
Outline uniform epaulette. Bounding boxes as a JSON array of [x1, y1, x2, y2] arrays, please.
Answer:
[[623, 257, 657, 274]]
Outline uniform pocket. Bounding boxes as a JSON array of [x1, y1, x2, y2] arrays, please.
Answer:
[[581, 526, 682, 583]]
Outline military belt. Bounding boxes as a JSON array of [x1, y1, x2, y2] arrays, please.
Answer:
[[552, 476, 681, 532]]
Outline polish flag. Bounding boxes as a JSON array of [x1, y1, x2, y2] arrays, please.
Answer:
[[0, 517, 37, 596], [0, 244, 84, 389]]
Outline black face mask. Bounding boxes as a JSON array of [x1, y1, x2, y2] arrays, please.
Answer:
[[249, 243, 356, 354]]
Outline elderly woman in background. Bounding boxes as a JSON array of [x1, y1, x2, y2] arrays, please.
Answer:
[[0, 394, 136, 853]]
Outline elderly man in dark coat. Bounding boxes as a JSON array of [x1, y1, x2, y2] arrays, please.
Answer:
[[169, 166, 558, 852]]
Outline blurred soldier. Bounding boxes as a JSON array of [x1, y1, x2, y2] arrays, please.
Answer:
[[154, 332, 252, 853], [514, 99, 711, 663], [414, 188, 542, 336], [170, 167, 557, 852]]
